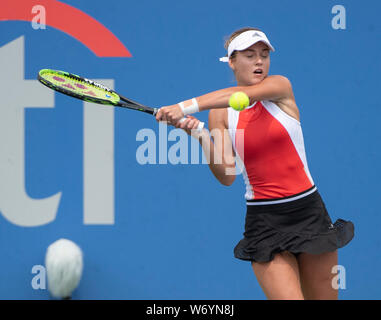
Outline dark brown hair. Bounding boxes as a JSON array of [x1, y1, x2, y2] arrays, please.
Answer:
[[223, 27, 263, 60]]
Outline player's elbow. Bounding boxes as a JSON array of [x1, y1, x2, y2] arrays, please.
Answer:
[[279, 75, 293, 90], [219, 175, 235, 186]]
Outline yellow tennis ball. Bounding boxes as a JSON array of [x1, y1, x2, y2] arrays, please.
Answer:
[[229, 92, 250, 111]]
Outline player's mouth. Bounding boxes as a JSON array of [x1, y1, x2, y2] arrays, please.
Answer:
[[253, 68, 263, 76]]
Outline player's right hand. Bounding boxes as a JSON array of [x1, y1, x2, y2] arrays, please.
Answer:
[[156, 104, 184, 124]]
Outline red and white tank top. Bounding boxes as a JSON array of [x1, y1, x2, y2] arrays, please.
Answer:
[[228, 100, 316, 204]]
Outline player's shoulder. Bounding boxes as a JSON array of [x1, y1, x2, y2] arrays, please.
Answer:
[[266, 75, 299, 120], [265, 74, 295, 102]]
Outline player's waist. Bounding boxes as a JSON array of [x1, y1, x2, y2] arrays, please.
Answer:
[[246, 185, 317, 206]]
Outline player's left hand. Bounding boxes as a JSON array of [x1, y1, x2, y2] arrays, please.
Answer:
[[156, 104, 184, 124], [175, 115, 205, 139]]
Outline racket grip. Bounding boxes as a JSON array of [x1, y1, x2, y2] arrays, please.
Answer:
[[179, 118, 205, 133]]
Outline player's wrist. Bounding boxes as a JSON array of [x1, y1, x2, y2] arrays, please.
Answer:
[[178, 98, 199, 116]]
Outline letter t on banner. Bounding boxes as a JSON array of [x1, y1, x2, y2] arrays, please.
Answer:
[[83, 79, 115, 224]]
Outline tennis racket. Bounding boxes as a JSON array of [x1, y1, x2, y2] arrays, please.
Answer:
[[37, 69, 204, 131]]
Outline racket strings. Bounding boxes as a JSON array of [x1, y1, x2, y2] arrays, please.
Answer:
[[39, 70, 120, 105]]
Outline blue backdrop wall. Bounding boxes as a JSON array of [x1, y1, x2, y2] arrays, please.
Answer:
[[0, 0, 379, 299]]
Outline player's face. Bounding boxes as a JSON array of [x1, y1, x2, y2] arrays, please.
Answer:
[[229, 42, 270, 86]]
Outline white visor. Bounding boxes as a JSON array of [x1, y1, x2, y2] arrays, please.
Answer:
[[219, 30, 275, 62]]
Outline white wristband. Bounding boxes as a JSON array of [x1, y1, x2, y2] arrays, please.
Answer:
[[179, 98, 199, 116]]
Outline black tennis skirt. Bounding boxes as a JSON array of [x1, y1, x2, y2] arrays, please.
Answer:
[[234, 187, 354, 262]]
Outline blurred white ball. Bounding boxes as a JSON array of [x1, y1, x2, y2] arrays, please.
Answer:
[[45, 238, 83, 299]]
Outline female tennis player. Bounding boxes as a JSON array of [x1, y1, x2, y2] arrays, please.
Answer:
[[156, 27, 354, 300]]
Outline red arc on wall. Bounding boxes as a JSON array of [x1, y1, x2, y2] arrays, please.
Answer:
[[0, 0, 131, 57]]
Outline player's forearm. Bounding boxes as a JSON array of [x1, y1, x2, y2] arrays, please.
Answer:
[[180, 87, 248, 114], [198, 130, 235, 186], [197, 87, 251, 111]]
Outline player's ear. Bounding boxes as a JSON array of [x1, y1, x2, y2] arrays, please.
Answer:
[[228, 58, 235, 71]]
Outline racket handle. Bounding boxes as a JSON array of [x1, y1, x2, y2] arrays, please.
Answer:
[[179, 118, 204, 133]]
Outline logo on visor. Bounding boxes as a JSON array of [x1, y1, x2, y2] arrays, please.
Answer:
[[252, 32, 262, 38]]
